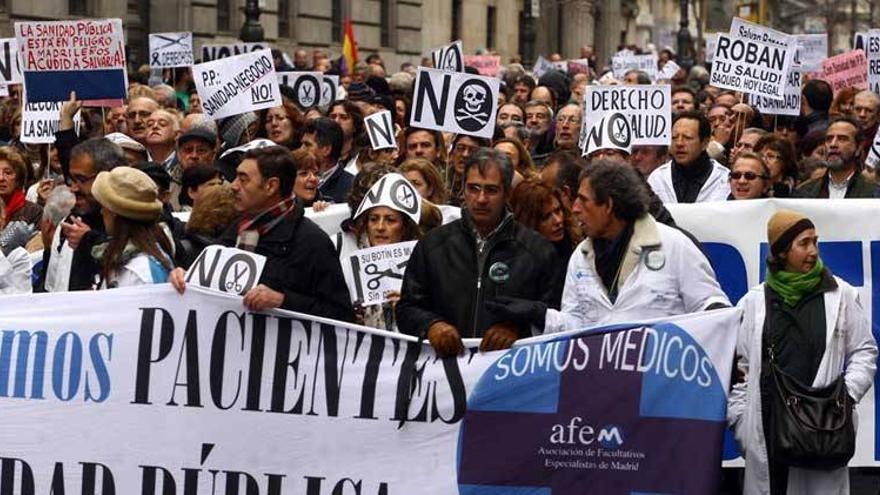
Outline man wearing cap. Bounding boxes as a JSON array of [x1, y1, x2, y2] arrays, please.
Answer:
[[170, 146, 354, 321], [647, 111, 730, 203], [177, 127, 218, 171], [397, 148, 562, 357], [486, 161, 728, 332], [104, 132, 148, 165]]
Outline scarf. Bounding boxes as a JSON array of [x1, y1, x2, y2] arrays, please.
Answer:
[[4, 189, 26, 224], [765, 257, 825, 307], [236, 197, 297, 252], [671, 151, 713, 203]]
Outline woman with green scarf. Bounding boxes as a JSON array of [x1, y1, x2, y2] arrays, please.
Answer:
[[728, 210, 877, 495]]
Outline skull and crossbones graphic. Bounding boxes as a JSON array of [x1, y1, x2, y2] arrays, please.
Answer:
[[455, 82, 491, 129]]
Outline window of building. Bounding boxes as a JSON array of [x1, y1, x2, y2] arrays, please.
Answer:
[[486, 6, 496, 49], [451, 0, 462, 41], [332, 0, 343, 41], [69, 0, 87, 15], [217, 0, 231, 31], [279, 0, 291, 38], [380, 0, 395, 48]]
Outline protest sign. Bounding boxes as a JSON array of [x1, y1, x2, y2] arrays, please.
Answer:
[[277, 71, 322, 109], [148, 32, 193, 68], [348, 241, 416, 305], [533, 55, 567, 78], [705, 33, 719, 62], [822, 49, 868, 93], [20, 100, 81, 144], [858, 31, 880, 94], [192, 49, 280, 120], [0, 38, 22, 84], [184, 245, 266, 296], [866, 126, 880, 169], [429, 40, 464, 72], [582, 112, 633, 157], [568, 58, 591, 75], [0, 284, 738, 493], [354, 173, 421, 224], [583, 85, 671, 147], [752, 68, 801, 116], [464, 55, 502, 77], [611, 53, 658, 80], [15, 19, 127, 102], [710, 33, 794, 100], [321, 74, 340, 105], [364, 110, 397, 150], [200, 42, 268, 62], [0, 85, 8, 97], [794, 33, 827, 72], [656, 60, 680, 81], [410, 67, 499, 139]]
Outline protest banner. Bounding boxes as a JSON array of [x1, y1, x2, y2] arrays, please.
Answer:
[[858, 31, 880, 94], [19, 100, 81, 144], [822, 49, 868, 93], [0, 38, 22, 85], [15, 19, 127, 102], [568, 58, 591, 75], [184, 245, 266, 296], [752, 67, 801, 116], [0, 284, 738, 493], [321, 74, 340, 105], [710, 19, 795, 100], [611, 53, 658, 80], [532, 55, 566, 78], [192, 48, 280, 120], [200, 42, 268, 62], [583, 85, 671, 147], [364, 110, 397, 150], [794, 33, 827, 73], [148, 32, 193, 68], [277, 71, 322, 109], [464, 55, 502, 77], [410, 67, 499, 139], [348, 241, 416, 305], [429, 40, 464, 72]]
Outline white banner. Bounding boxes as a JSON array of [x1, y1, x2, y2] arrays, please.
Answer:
[[410, 67, 499, 139], [348, 241, 416, 305], [429, 40, 464, 72], [0, 285, 739, 493], [0, 38, 22, 84], [20, 100, 80, 144], [611, 53, 658, 80], [583, 85, 671, 147], [200, 42, 268, 62], [752, 67, 801, 116], [148, 32, 193, 68], [277, 71, 322, 109], [711, 19, 795, 100], [193, 49, 280, 120]]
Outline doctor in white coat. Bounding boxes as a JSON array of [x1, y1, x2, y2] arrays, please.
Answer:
[[728, 210, 877, 495], [486, 160, 729, 332], [647, 111, 730, 203]]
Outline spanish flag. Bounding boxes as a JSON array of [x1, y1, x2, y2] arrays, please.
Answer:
[[342, 19, 358, 75]]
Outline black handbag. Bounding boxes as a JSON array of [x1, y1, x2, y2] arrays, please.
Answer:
[[765, 297, 856, 470]]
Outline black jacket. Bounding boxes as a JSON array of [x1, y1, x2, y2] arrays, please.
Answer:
[[397, 210, 563, 339], [319, 165, 354, 204], [35, 209, 106, 292], [219, 200, 355, 322]]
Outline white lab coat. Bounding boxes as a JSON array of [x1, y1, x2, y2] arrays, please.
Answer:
[[647, 158, 731, 203], [544, 214, 729, 332], [728, 280, 878, 495], [0, 247, 32, 294]]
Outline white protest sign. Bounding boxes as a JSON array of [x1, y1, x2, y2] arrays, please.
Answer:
[[0, 84, 8, 97], [867, 126, 880, 169], [429, 40, 464, 72], [184, 245, 266, 295], [200, 42, 268, 62], [859, 31, 880, 94], [365, 110, 397, 150], [656, 60, 680, 81], [0, 38, 22, 84], [794, 33, 827, 72], [752, 68, 801, 116], [354, 173, 421, 224], [410, 67, 499, 139], [611, 53, 658, 80], [582, 113, 633, 157], [277, 71, 322, 109], [583, 85, 671, 147], [148, 32, 193, 68], [321, 74, 340, 105], [710, 21, 795, 100], [533, 55, 555, 78], [348, 241, 417, 306], [20, 100, 81, 144], [192, 48, 280, 120], [705, 33, 719, 62]]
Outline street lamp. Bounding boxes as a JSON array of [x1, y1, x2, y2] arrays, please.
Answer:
[[240, 0, 265, 42], [677, 0, 693, 69]]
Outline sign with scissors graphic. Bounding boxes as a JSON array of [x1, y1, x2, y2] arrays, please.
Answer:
[[148, 32, 193, 68], [184, 245, 267, 296], [348, 241, 417, 306]]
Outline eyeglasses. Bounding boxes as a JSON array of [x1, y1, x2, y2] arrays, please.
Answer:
[[465, 183, 502, 197], [729, 171, 767, 181]]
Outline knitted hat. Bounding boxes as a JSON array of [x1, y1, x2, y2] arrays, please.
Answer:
[[347, 82, 376, 102], [91, 167, 163, 222], [767, 210, 815, 256]]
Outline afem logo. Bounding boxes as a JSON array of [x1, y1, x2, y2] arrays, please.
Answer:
[[550, 416, 625, 449]]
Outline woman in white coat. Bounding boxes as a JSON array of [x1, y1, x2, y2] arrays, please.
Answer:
[[728, 210, 877, 495]]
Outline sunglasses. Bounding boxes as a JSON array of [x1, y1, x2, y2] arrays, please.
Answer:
[[729, 171, 767, 181]]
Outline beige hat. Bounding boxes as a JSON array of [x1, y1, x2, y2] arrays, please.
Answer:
[[767, 209, 814, 256], [91, 167, 163, 222], [104, 132, 146, 154]]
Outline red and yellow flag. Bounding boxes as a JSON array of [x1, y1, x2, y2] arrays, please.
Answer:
[[342, 19, 358, 75]]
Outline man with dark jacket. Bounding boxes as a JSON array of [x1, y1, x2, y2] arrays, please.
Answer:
[[397, 148, 562, 356], [301, 117, 353, 204], [170, 146, 354, 322], [796, 116, 876, 199]]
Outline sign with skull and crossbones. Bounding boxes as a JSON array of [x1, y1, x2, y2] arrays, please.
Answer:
[[409, 67, 499, 138]]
